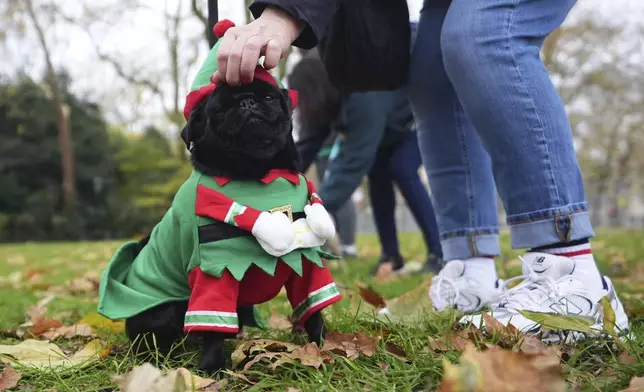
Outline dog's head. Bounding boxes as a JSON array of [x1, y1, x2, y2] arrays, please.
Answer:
[[181, 79, 300, 179]]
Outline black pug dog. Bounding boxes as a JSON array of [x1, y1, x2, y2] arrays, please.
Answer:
[[118, 77, 337, 374]]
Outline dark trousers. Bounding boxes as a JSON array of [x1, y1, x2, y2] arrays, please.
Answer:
[[368, 132, 443, 258]]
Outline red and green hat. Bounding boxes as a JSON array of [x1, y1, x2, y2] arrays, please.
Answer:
[[183, 19, 299, 120]]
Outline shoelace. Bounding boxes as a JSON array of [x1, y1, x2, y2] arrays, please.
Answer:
[[495, 256, 561, 310]]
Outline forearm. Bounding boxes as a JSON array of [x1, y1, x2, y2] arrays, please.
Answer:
[[250, 0, 337, 48]]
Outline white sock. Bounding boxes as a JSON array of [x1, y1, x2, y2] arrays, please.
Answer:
[[460, 257, 498, 286], [537, 242, 602, 286]]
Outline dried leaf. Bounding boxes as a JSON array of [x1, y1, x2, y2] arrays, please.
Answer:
[[290, 343, 326, 369], [374, 262, 395, 283], [267, 312, 292, 330], [428, 335, 472, 353], [77, 313, 125, 333], [482, 313, 506, 336], [285, 389, 301, 392], [618, 351, 637, 365], [29, 319, 64, 336], [223, 370, 256, 385], [378, 280, 433, 324], [518, 310, 594, 333], [0, 339, 105, 369], [0, 365, 22, 391], [518, 336, 549, 354], [355, 282, 387, 309], [385, 342, 410, 362], [112, 364, 219, 392], [618, 376, 644, 392], [231, 339, 301, 369], [438, 345, 565, 392], [41, 324, 95, 340], [323, 331, 380, 360]]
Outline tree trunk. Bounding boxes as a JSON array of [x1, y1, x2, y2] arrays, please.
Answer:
[[24, 0, 76, 208]]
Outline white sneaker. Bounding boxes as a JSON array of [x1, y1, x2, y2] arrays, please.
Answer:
[[463, 253, 631, 340], [429, 260, 502, 313]]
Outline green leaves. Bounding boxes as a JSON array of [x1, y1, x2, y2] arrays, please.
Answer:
[[518, 310, 595, 333]]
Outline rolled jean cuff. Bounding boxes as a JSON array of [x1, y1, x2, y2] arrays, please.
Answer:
[[509, 209, 595, 250], [441, 232, 500, 261]]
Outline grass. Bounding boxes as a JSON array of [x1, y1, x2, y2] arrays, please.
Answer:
[[0, 230, 643, 391]]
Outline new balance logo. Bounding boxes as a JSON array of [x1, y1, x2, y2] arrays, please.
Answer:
[[548, 297, 592, 315], [535, 256, 546, 264]]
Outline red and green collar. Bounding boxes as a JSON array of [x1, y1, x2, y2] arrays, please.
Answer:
[[214, 169, 301, 187]]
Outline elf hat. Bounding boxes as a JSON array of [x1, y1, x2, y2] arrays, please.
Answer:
[[183, 19, 299, 120]]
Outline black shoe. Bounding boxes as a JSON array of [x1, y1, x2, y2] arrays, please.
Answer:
[[371, 254, 405, 276], [414, 253, 444, 275]]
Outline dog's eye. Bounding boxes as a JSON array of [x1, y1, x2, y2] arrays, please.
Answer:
[[265, 95, 275, 102]]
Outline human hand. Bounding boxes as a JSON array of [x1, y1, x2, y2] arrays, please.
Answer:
[[213, 7, 303, 86]]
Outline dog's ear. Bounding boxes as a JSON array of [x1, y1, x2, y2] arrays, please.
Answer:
[[181, 100, 208, 151], [281, 88, 298, 111]]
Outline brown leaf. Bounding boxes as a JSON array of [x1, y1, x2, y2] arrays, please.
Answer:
[[0, 365, 22, 391], [483, 313, 506, 336], [29, 319, 64, 336], [618, 352, 637, 365], [385, 342, 410, 363], [224, 371, 256, 385], [618, 376, 644, 392], [518, 336, 549, 354], [285, 388, 301, 392], [66, 272, 100, 294], [290, 342, 325, 369], [267, 312, 292, 330], [374, 262, 395, 283], [428, 335, 472, 353], [355, 282, 386, 309], [323, 331, 380, 360], [41, 324, 95, 340], [439, 345, 565, 392]]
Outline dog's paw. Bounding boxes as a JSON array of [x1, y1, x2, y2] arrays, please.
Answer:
[[198, 355, 226, 375], [304, 204, 336, 240], [252, 211, 295, 253]]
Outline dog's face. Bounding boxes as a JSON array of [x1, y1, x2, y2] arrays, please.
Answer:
[[182, 79, 300, 178]]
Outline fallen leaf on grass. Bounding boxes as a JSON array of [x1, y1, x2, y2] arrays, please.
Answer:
[[267, 311, 292, 329], [231, 339, 301, 369], [0, 339, 105, 369], [41, 324, 95, 340], [438, 345, 565, 392], [24, 294, 56, 326], [29, 319, 64, 336], [224, 370, 256, 386], [7, 255, 26, 266], [77, 313, 125, 334], [323, 331, 380, 360], [378, 280, 433, 324], [618, 351, 637, 365], [374, 262, 395, 283], [385, 342, 410, 362], [0, 365, 22, 391], [113, 364, 220, 392], [242, 342, 333, 371], [600, 296, 616, 335], [355, 282, 386, 310], [65, 272, 101, 295], [482, 313, 521, 347], [517, 336, 549, 354], [285, 388, 301, 392], [428, 335, 472, 353], [618, 376, 644, 392], [518, 310, 595, 333]]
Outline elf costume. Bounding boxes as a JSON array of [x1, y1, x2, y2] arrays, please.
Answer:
[[98, 20, 341, 334]]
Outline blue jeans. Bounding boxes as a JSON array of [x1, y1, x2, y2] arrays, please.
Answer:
[[368, 132, 443, 258], [408, 0, 594, 260]]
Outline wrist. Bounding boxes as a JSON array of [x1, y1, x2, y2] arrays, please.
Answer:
[[259, 6, 304, 44]]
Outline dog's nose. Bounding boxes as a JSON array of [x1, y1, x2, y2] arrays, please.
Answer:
[[239, 98, 257, 110]]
